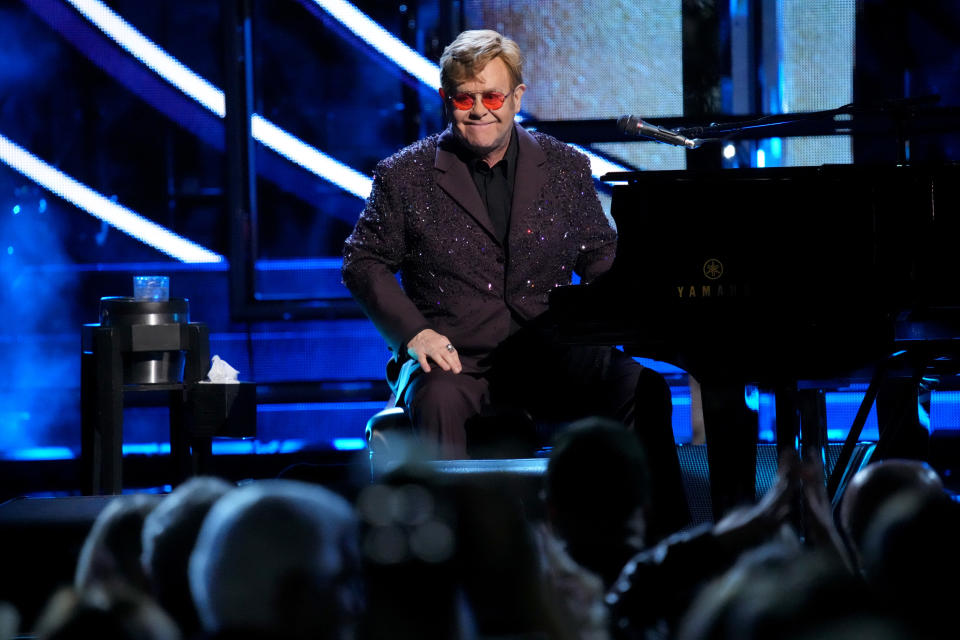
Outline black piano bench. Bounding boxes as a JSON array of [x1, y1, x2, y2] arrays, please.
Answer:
[[364, 405, 557, 476], [365, 407, 413, 457]]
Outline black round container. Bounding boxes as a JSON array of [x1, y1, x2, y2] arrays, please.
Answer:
[[99, 297, 190, 384]]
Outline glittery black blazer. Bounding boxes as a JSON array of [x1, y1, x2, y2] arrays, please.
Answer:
[[342, 123, 616, 373]]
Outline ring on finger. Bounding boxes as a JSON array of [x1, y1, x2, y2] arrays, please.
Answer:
[[445, 344, 456, 353]]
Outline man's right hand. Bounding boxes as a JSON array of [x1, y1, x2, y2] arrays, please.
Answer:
[[407, 328, 462, 374]]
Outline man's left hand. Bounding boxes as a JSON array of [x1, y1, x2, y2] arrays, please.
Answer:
[[407, 328, 463, 374]]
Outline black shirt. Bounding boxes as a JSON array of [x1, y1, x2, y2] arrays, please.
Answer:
[[466, 128, 518, 244]]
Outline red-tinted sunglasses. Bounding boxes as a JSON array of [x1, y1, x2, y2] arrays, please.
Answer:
[[442, 86, 520, 111]]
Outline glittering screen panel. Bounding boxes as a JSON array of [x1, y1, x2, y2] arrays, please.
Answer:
[[464, 0, 686, 171], [778, 0, 855, 166]]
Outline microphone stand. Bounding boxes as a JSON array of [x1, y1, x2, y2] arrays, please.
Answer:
[[677, 96, 944, 165]]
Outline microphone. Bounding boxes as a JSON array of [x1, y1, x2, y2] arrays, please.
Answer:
[[617, 115, 703, 149]]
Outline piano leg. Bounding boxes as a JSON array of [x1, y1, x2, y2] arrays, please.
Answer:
[[689, 377, 706, 445], [797, 388, 829, 536], [773, 383, 804, 532], [700, 382, 758, 521], [874, 376, 931, 462], [776, 385, 829, 461], [774, 383, 800, 460], [799, 389, 828, 463]]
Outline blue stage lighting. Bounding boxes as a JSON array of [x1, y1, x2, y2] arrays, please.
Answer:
[[0, 446, 74, 461], [332, 437, 367, 451], [568, 143, 631, 178], [251, 115, 372, 199], [0, 133, 224, 264], [68, 0, 625, 193], [66, 0, 373, 199], [309, 0, 441, 90], [66, 0, 226, 116], [744, 385, 760, 412]]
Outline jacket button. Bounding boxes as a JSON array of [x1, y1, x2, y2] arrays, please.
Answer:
[[496, 255, 505, 264]]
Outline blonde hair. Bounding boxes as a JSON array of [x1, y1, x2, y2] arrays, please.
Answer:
[[439, 29, 524, 94]]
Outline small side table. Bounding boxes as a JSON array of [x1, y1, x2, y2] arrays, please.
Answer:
[[80, 298, 255, 494]]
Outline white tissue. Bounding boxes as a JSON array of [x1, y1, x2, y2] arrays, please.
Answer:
[[204, 355, 240, 383]]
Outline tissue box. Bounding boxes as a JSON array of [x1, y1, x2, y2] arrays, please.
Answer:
[[186, 382, 257, 438]]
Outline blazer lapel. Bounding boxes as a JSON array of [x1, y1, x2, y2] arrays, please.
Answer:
[[509, 125, 548, 237], [435, 128, 497, 239]]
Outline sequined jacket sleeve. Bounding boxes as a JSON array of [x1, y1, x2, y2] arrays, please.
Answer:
[[566, 147, 616, 284], [342, 157, 431, 354]]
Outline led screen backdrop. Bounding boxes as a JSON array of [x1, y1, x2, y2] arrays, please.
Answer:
[[466, 0, 686, 172], [778, 0, 855, 167]]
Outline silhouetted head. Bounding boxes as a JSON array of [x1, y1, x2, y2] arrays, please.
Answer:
[[680, 547, 904, 640], [545, 416, 650, 585], [837, 459, 942, 567], [75, 494, 162, 594], [188, 479, 362, 640], [859, 488, 960, 636], [140, 477, 233, 635], [677, 539, 803, 640]]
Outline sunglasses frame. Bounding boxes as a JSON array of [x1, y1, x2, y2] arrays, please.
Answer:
[[444, 86, 520, 111]]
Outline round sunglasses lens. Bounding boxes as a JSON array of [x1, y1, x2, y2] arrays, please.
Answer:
[[451, 94, 474, 110], [481, 93, 506, 109]]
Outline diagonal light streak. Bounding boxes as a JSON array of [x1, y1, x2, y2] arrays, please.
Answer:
[[66, 0, 226, 117], [308, 0, 441, 90], [250, 115, 371, 199], [0, 133, 224, 263], [65, 0, 625, 190], [65, 0, 373, 199]]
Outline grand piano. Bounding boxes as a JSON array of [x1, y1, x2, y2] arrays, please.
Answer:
[[549, 162, 960, 517]]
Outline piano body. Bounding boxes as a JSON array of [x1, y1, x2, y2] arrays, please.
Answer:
[[550, 163, 960, 517]]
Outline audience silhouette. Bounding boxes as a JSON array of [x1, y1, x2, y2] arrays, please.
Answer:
[[141, 476, 234, 638], [544, 417, 652, 589], [860, 487, 960, 638], [836, 458, 944, 572], [678, 545, 911, 640], [188, 479, 362, 640], [74, 493, 162, 595], [355, 462, 463, 639], [6, 422, 958, 640]]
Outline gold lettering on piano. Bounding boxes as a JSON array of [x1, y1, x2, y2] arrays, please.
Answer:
[[676, 283, 741, 298], [675, 259, 739, 298]]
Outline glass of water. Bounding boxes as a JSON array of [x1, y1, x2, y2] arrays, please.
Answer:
[[133, 275, 170, 302]]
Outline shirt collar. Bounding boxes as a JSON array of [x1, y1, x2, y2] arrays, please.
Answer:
[[452, 125, 519, 172]]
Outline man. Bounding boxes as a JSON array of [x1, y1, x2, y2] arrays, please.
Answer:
[[343, 30, 687, 533]]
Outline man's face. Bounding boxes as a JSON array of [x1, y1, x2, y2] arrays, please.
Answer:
[[444, 56, 525, 163]]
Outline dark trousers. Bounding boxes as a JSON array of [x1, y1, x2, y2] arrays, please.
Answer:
[[401, 325, 690, 538]]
